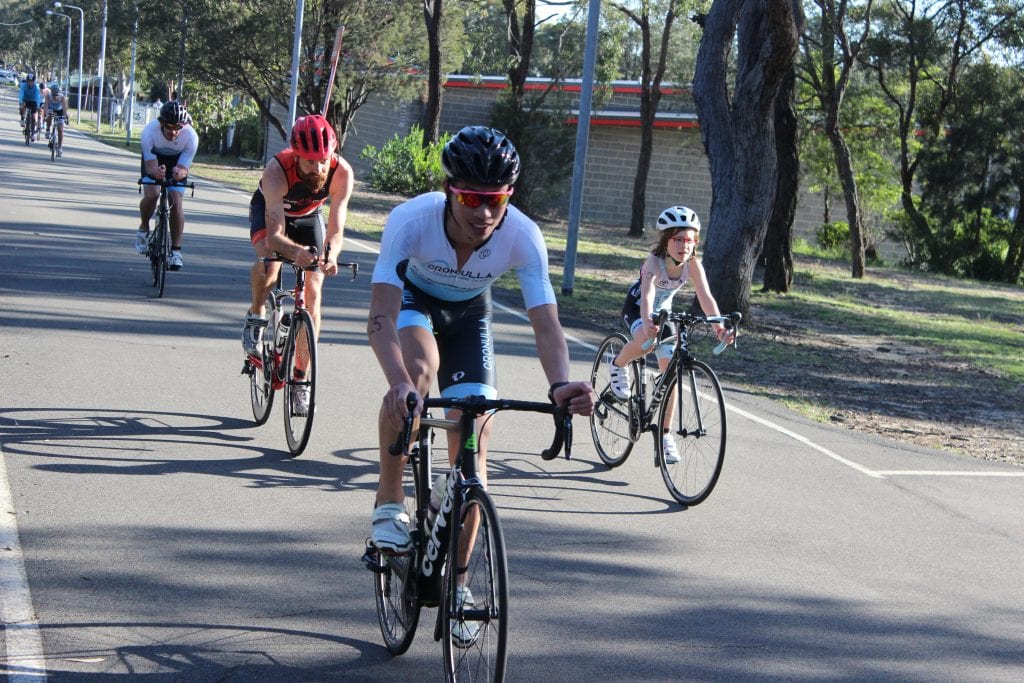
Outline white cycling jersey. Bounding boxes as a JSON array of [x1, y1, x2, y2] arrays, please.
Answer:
[[140, 118, 198, 167], [372, 192, 556, 309]]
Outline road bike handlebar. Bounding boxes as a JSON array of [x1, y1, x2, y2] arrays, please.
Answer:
[[388, 392, 573, 461], [645, 309, 743, 354], [259, 247, 359, 280], [137, 177, 196, 189]]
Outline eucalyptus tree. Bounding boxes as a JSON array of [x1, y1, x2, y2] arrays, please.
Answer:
[[917, 61, 1024, 281], [692, 0, 801, 316], [799, 0, 874, 277], [861, 0, 1020, 269], [165, 0, 428, 150]]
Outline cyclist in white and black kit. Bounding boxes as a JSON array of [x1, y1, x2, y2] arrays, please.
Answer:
[[134, 101, 199, 270], [366, 125, 596, 556], [44, 87, 68, 157]]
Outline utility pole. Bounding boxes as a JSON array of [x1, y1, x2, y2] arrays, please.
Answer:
[[95, 0, 108, 132], [562, 0, 601, 295]]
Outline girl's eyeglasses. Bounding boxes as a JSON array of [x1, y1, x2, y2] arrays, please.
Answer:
[[449, 186, 514, 209]]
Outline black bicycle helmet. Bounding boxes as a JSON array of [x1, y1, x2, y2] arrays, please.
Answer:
[[441, 126, 521, 186], [159, 100, 189, 125]]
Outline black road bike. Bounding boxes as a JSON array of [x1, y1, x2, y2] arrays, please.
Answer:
[[243, 251, 357, 456], [590, 310, 741, 506], [47, 114, 66, 161], [364, 393, 572, 682], [137, 177, 194, 298]]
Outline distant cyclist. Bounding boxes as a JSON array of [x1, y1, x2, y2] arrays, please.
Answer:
[[18, 74, 43, 140], [44, 87, 68, 157], [134, 101, 199, 271], [240, 114, 354, 416]]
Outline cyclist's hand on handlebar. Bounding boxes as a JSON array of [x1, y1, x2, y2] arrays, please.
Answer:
[[550, 381, 597, 417], [320, 255, 339, 277], [292, 245, 318, 267], [383, 382, 421, 431]]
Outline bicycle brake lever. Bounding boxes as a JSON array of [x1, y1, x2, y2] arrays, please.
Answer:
[[387, 392, 419, 456]]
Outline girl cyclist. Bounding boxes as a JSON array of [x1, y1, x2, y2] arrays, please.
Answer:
[[607, 206, 731, 463]]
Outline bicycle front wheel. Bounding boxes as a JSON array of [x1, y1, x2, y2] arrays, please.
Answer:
[[151, 211, 169, 298], [589, 333, 636, 468], [656, 359, 726, 506], [283, 309, 317, 456], [441, 487, 508, 682]]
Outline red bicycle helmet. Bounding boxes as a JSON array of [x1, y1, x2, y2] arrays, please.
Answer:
[[290, 114, 337, 161]]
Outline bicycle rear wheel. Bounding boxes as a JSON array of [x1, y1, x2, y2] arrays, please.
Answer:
[[589, 333, 636, 468], [248, 321, 275, 425], [283, 309, 317, 456], [656, 359, 726, 506], [441, 487, 508, 682]]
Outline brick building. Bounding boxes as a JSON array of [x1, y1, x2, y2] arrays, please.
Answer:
[[266, 75, 830, 243]]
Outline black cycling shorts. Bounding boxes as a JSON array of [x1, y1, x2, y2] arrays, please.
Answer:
[[396, 261, 497, 400]]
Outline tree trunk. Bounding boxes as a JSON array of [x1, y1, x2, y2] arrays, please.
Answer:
[[762, 66, 799, 293], [693, 0, 799, 317], [827, 127, 865, 277], [629, 87, 659, 237], [421, 0, 444, 146]]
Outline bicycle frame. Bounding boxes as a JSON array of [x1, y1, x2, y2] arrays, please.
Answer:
[[260, 255, 358, 386]]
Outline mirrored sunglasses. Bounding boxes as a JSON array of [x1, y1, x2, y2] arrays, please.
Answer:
[[450, 186, 514, 209]]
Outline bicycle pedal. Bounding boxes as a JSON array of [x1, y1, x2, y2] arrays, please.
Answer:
[[241, 360, 254, 375], [362, 543, 389, 573]]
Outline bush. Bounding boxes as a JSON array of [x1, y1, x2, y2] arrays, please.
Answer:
[[361, 126, 449, 196], [816, 221, 849, 250]]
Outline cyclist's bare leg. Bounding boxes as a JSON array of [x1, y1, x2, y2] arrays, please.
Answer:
[[168, 191, 185, 249], [375, 325, 438, 507], [57, 118, 64, 148], [248, 239, 281, 316], [454, 415, 493, 578], [657, 356, 675, 431], [613, 325, 657, 367], [139, 185, 160, 231]]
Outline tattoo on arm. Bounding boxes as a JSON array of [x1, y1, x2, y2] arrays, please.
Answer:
[[367, 314, 384, 335]]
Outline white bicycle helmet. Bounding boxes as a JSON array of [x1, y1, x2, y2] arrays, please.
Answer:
[[656, 206, 700, 232]]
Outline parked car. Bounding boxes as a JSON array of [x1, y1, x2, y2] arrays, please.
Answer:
[[0, 70, 20, 86]]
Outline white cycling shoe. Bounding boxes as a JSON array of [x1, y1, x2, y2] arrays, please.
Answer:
[[371, 503, 412, 554]]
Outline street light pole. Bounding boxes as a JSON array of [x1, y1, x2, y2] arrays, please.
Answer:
[[45, 10, 72, 90], [96, 0, 108, 132], [54, 2, 84, 125]]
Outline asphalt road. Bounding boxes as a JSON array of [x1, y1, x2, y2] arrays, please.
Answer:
[[2, 94, 1023, 682]]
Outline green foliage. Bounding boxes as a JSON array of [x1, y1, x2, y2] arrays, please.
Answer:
[[816, 221, 850, 250], [361, 126, 449, 196]]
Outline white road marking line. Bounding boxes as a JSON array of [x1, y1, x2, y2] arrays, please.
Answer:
[[338, 233, 1023, 481], [0, 445, 48, 680], [874, 470, 1024, 477]]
